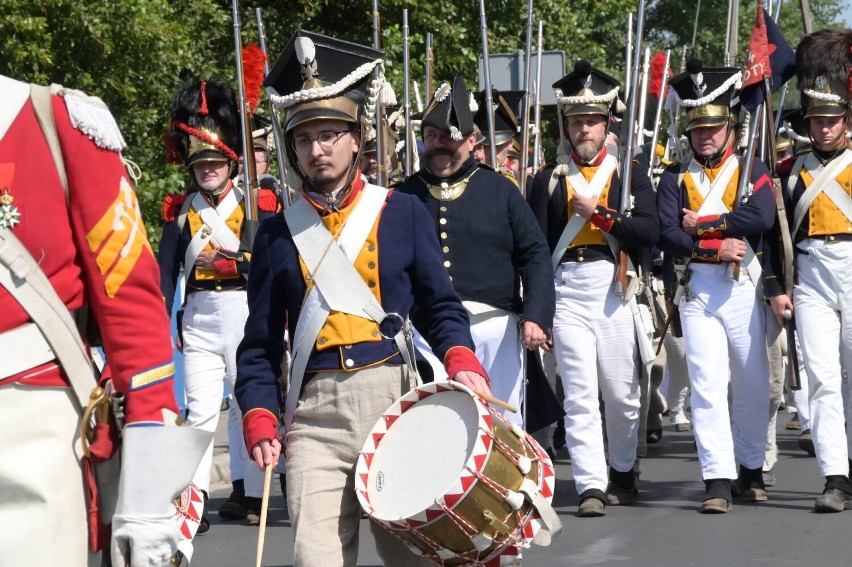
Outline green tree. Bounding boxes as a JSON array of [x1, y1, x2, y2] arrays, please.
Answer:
[[3, 0, 846, 248]]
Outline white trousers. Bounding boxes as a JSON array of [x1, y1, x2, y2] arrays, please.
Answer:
[[182, 290, 262, 495], [0, 385, 98, 567], [765, 305, 785, 471], [795, 240, 852, 478], [413, 308, 524, 427], [663, 334, 691, 425], [552, 260, 640, 494], [680, 263, 770, 479]]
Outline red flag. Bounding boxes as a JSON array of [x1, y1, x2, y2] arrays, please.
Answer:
[[742, 2, 771, 90]]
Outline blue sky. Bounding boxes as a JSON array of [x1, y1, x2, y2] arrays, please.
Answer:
[[843, 5, 852, 26]]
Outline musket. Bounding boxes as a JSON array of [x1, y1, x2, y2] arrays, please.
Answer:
[[648, 49, 671, 180], [232, 0, 259, 221], [800, 0, 813, 34], [372, 0, 387, 188], [532, 20, 544, 173], [403, 9, 413, 177], [730, 97, 764, 281], [615, 0, 647, 296], [636, 47, 651, 147], [256, 8, 291, 208], [664, 45, 689, 164], [517, 0, 535, 191], [479, 0, 498, 168], [413, 81, 423, 113], [784, 309, 802, 390], [624, 14, 634, 105], [726, 0, 740, 66], [425, 33, 434, 105]]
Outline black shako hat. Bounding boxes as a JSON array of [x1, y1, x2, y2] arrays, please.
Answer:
[[421, 73, 475, 140], [473, 88, 521, 146], [668, 60, 742, 132], [265, 29, 387, 133], [251, 114, 272, 152], [553, 60, 623, 117]]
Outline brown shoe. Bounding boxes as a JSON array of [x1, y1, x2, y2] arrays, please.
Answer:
[[701, 479, 732, 514], [701, 497, 733, 514], [577, 489, 607, 517]]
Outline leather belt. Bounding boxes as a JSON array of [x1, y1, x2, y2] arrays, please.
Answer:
[[0, 322, 56, 380], [560, 245, 614, 264]]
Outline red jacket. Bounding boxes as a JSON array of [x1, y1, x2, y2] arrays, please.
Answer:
[[0, 77, 177, 425]]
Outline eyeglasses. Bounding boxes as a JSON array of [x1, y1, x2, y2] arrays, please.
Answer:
[[292, 130, 351, 154]]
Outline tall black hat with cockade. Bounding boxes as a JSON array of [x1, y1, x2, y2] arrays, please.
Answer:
[[668, 60, 741, 132]]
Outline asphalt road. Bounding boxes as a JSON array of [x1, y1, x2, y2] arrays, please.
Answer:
[[192, 413, 850, 567]]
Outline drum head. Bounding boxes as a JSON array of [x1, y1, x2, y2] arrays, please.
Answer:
[[365, 390, 478, 521]]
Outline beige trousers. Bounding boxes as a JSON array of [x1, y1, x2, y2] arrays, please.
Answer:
[[0, 385, 98, 567], [284, 365, 433, 567]]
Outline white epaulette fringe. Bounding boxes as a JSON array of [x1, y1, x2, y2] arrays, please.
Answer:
[[50, 84, 127, 152]]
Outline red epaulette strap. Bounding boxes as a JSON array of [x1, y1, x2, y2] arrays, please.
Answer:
[[258, 188, 279, 212]]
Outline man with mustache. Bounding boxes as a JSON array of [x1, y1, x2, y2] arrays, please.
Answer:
[[395, 73, 554, 430], [657, 60, 782, 513], [780, 29, 852, 513], [234, 32, 490, 566], [528, 60, 659, 517]]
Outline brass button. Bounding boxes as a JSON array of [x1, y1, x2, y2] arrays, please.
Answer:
[[442, 246, 449, 253], [579, 256, 585, 262], [440, 206, 447, 212], [440, 218, 447, 225], [344, 345, 353, 350], [368, 261, 376, 269], [444, 260, 451, 268], [367, 244, 376, 252], [448, 275, 453, 282], [441, 232, 448, 239], [318, 337, 327, 345], [368, 280, 377, 288], [371, 329, 379, 337], [215, 281, 222, 291], [345, 358, 355, 367]]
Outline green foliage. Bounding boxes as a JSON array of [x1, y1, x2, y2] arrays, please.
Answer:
[[2, 0, 846, 250]]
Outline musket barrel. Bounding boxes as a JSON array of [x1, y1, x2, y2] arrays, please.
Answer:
[[624, 14, 633, 105], [425, 33, 434, 105], [518, 0, 535, 191], [636, 47, 651, 147], [479, 0, 498, 168], [621, 0, 647, 214], [256, 8, 291, 208], [403, 9, 413, 177], [372, 0, 386, 187], [532, 20, 544, 173], [233, 0, 258, 220]]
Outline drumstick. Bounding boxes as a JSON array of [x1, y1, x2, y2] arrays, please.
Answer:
[[475, 390, 519, 414], [255, 462, 273, 567]]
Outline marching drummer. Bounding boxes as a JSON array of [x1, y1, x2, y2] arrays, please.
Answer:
[[234, 30, 489, 566]]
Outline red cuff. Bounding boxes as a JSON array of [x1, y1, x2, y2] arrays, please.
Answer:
[[696, 214, 726, 239], [213, 258, 238, 277], [243, 408, 279, 452], [444, 346, 489, 384], [589, 205, 617, 232], [691, 238, 722, 262]]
